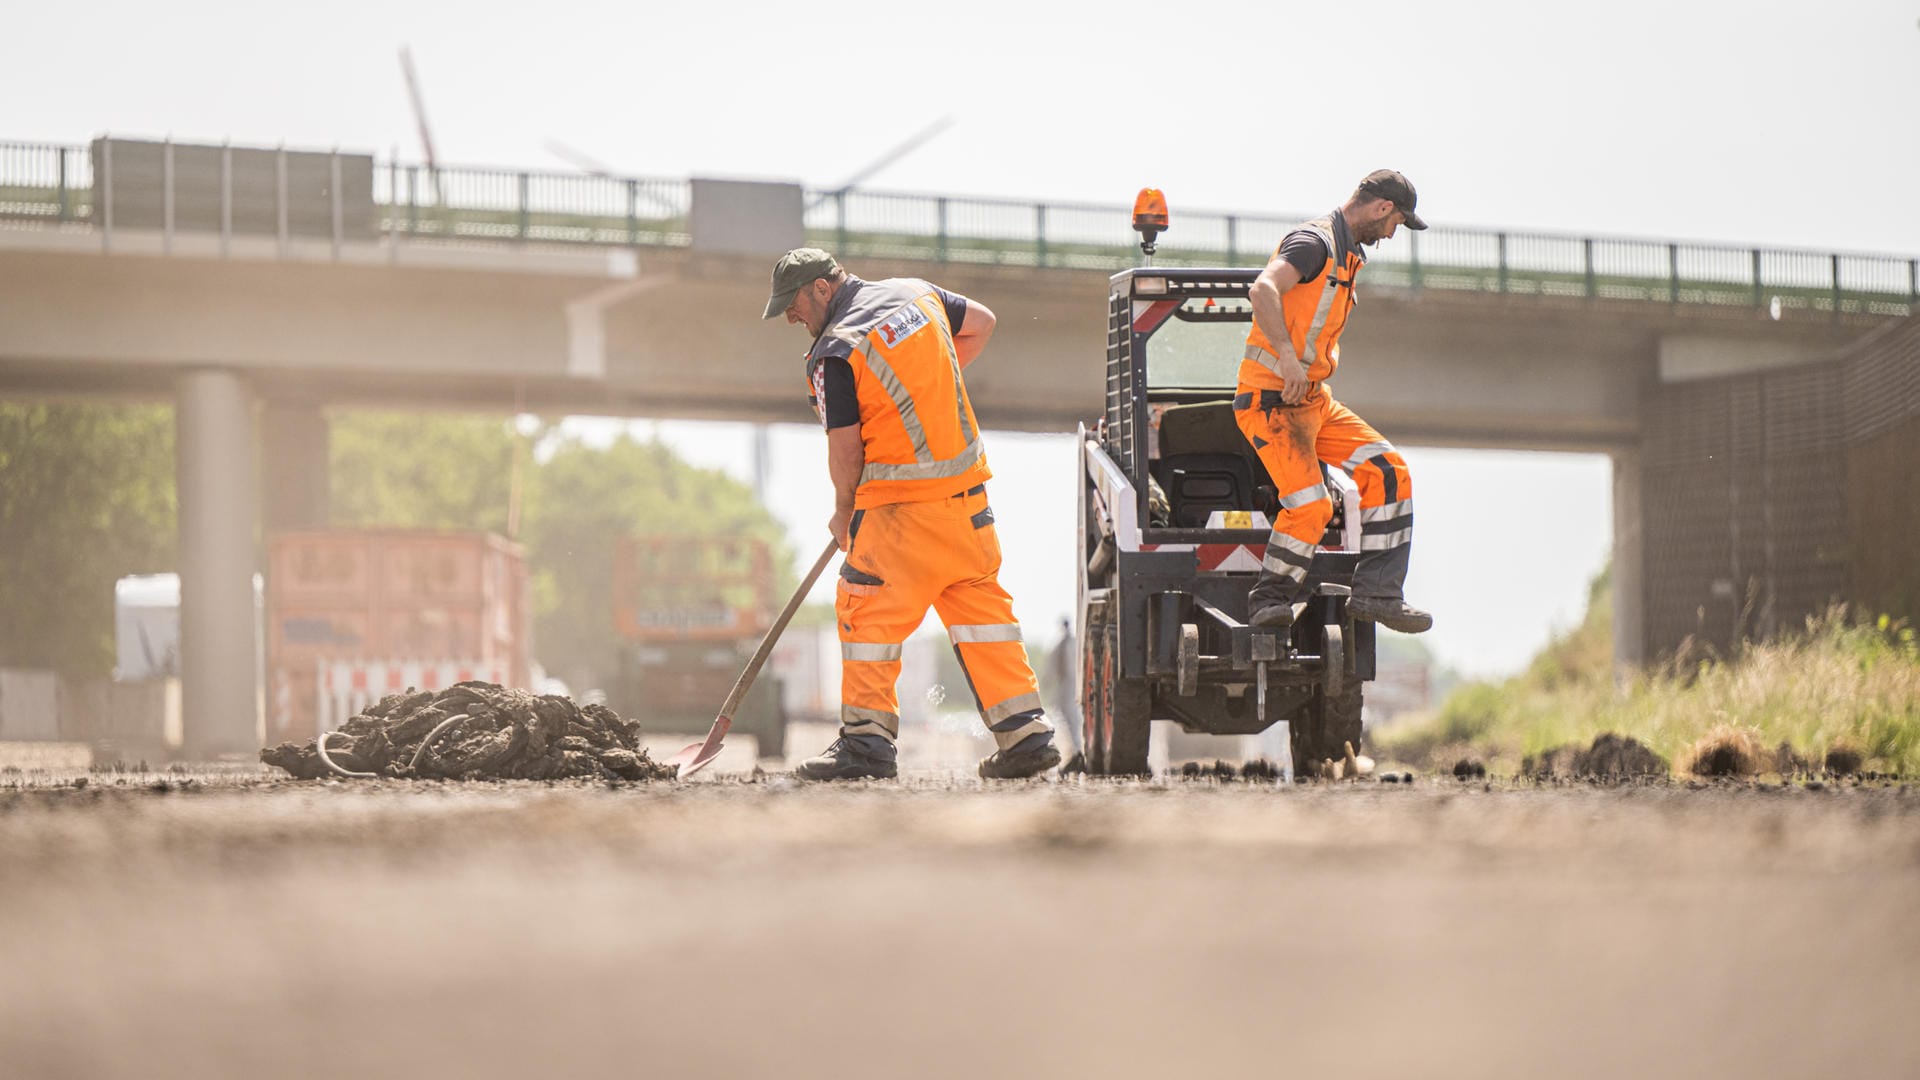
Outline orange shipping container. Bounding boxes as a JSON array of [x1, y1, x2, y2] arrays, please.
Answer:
[[267, 530, 528, 742]]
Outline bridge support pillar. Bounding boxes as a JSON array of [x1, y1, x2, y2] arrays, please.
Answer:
[[177, 369, 261, 758], [1609, 446, 1646, 675], [262, 400, 329, 530]]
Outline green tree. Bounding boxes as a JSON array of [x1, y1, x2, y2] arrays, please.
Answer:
[[0, 403, 177, 675], [329, 411, 521, 532], [328, 413, 794, 690], [524, 434, 793, 690], [0, 404, 793, 689]]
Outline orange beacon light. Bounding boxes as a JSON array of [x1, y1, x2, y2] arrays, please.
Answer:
[[1132, 187, 1169, 263]]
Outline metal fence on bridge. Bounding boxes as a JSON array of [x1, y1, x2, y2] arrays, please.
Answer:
[[3, 139, 1916, 320]]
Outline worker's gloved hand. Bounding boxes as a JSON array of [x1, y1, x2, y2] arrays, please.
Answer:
[[1279, 356, 1311, 405], [1147, 476, 1172, 527]]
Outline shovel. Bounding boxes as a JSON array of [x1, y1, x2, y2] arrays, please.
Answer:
[[669, 537, 842, 779]]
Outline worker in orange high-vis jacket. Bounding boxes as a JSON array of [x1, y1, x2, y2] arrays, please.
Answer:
[[764, 248, 1059, 781], [1237, 170, 1433, 635]]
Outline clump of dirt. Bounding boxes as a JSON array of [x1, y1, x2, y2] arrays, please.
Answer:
[[1519, 742, 1567, 779], [1240, 759, 1280, 781], [1824, 744, 1863, 777], [1452, 758, 1487, 780], [1523, 733, 1668, 781], [1177, 760, 1240, 782], [260, 682, 675, 782], [1775, 741, 1810, 777], [1579, 733, 1669, 779], [1682, 725, 1765, 778]]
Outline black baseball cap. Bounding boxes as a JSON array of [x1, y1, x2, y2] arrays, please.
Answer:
[[1358, 169, 1427, 230], [763, 248, 840, 319]]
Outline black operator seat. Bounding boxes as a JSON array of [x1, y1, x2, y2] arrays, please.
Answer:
[[1153, 401, 1278, 527]]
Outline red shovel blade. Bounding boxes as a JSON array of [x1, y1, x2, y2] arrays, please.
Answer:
[[668, 715, 732, 779]]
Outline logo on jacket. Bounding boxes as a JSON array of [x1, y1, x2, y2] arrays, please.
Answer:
[[809, 359, 830, 429], [876, 304, 929, 348]]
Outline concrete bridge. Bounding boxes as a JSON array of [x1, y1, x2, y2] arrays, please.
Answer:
[[3, 136, 1915, 755]]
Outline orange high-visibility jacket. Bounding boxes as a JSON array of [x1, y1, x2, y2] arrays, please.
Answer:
[[1241, 211, 1367, 389], [807, 278, 992, 508]]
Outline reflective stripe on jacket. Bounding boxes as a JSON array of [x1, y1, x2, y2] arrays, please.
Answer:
[[1242, 211, 1366, 389], [807, 277, 992, 508]]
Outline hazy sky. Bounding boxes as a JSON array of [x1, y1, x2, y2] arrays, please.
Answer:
[[6, 1, 1913, 677], [8, 1, 1916, 253]]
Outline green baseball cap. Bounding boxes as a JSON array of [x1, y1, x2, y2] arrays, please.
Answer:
[[762, 248, 840, 319]]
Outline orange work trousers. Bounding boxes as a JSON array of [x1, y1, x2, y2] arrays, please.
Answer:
[[1232, 385, 1415, 608], [835, 486, 1051, 750]]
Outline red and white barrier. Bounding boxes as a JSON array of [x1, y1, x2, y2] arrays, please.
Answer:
[[315, 659, 509, 733]]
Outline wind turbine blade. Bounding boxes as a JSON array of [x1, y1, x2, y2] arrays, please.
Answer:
[[807, 115, 955, 210], [399, 45, 443, 205], [543, 138, 681, 215], [543, 139, 616, 177]]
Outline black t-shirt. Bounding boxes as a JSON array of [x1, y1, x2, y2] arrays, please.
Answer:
[[814, 286, 970, 430]]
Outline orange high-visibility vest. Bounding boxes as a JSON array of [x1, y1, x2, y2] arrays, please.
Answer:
[[1241, 211, 1366, 389], [808, 278, 992, 508]]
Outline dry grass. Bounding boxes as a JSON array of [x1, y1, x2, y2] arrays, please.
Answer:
[[1376, 575, 1920, 777], [1680, 724, 1767, 778]]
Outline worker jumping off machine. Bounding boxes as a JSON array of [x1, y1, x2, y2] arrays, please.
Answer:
[[1237, 170, 1435, 635]]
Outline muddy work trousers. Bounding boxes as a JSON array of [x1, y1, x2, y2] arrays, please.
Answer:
[[835, 486, 1052, 752], [1233, 386, 1414, 612]]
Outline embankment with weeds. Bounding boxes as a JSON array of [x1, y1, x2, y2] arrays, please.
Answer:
[[1374, 568, 1920, 776]]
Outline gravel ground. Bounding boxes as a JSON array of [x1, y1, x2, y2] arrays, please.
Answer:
[[2, 763, 1916, 1080]]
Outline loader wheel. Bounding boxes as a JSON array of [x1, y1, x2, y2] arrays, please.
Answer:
[[1176, 623, 1199, 697], [1321, 623, 1345, 699], [745, 678, 787, 759], [1101, 623, 1152, 777], [1292, 682, 1364, 777], [1080, 623, 1108, 773], [759, 713, 787, 760]]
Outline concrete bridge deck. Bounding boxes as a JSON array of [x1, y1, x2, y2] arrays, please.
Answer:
[[4, 136, 1914, 448]]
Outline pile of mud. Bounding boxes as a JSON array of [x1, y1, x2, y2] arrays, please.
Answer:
[[1523, 733, 1669, 781], [261, 682, 675, 782], [1824, 745, 1864, 776]]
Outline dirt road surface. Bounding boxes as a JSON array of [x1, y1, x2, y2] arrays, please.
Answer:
[[2, 765, 1916, 1080]]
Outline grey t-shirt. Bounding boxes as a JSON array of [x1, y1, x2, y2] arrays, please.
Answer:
[[1277, 229, 1331, 283]]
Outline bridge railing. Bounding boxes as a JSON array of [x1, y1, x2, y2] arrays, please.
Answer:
[[0, 142, 95, 225], [371, 159, 690, 246], [3, 139, 1915, 319], [806, 187, 1918, 319]]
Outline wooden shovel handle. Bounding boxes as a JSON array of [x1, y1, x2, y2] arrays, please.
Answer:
[[717, 537, 841, 720]]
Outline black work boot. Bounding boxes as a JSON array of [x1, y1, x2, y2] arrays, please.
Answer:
[[978, 732, 1062, 780], [794, 735, 898, 781], [1248, 604, 1296, 630], [1348, 595, 1433, 634], [1247, 573, 1300, 631]]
